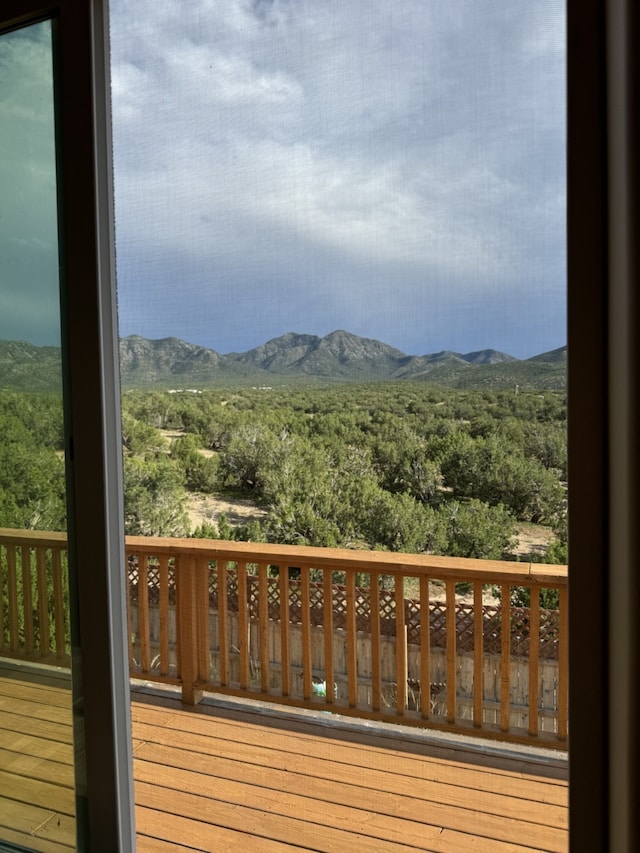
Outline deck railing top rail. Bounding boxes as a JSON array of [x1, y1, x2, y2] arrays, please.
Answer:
[[0, 528, 567, 587], [0, 528, 68, 549]]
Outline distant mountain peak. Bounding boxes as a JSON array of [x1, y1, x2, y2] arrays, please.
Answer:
[[0, 333, 567, 391], [462, 349, 516, 365]]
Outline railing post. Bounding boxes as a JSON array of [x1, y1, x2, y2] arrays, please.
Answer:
[[177, 554, 203, 705]]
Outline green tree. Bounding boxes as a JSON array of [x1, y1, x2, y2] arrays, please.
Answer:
[[123, 456, 190, 536], [171, 434, 219, 492], [437, 500, 516, 560]]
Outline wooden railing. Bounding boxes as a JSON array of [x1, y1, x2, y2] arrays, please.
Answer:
[[0, 529, 70, 666], [1, 529, 568, 748]]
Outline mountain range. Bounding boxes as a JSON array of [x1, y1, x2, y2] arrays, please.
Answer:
[[0, 330, 567, 391]]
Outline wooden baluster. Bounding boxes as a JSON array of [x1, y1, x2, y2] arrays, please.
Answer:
[[158, 556, 170, 676], [370, 571, 381, 712], [473, 581, 484, 728], [21, 545, 34, 656], [36, 548, 49, 656], [52, 549, 66, 660], [0, 547, 4, 652], [346, 570, 357, 708], [174, 558, 181, 680], [237, 561, 249, 690], [7, 546, 18, 653], [395, 575, 407, 715], [280, 566, 290, 697], [528, 586, 540, 737], [218, 560, 228, 686], [322, 569, 334, 704], [258, 562, 269, 693], [420, 576, 430, 720], [558, 586, 569, 740], [139, 555, 151, 672], [177, 555, 202, 705], [500, 583, 511, 732], [126, 555, 134, 670], [301, 566, 312, 701], [196, 557, 210, 683], [446, 579, 456, 724]]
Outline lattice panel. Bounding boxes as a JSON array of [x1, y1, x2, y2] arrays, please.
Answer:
[[128, 558, 561, 661], [127, 556, 177, 606], [128, 563, 139, 603]]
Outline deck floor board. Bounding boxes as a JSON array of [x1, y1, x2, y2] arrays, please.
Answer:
[[0, 666, 568, 852]]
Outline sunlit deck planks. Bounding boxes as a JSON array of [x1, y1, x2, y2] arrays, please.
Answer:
[[0, 665, 75, 851], [0, 664, 568, 852]]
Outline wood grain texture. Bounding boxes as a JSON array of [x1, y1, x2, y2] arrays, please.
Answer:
[[0, 666, 568, 852]]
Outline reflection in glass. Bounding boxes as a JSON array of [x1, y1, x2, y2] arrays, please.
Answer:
[[0, 20, 76, 850]]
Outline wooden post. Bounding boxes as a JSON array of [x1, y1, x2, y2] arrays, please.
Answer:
[[177, 554, 203, 705], [196, 557, 210, 683]]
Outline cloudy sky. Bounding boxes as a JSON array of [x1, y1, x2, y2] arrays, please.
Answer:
[[1, 2, 566, 360]]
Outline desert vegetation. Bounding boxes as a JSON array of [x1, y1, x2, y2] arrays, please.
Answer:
[[118, 383, 567, 564], [0, 383, 567, 566]]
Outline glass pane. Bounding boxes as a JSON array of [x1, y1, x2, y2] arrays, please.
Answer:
[[0, 19, 76, 851]]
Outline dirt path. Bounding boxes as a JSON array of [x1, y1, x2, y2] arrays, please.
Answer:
[[186, 493, 267, 530], [512, 522, 555, 557]]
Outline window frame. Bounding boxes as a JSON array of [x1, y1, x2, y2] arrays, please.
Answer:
[[2, 1, 639, 850], [567, 2, 640, 849]]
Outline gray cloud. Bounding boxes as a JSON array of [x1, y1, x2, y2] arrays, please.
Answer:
[[110, 0, 566, 358]]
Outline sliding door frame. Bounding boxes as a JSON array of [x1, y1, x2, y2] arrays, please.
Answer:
[[1, 2, 134, 850]]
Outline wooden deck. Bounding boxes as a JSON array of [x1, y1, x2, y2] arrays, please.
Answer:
[[0, 663, 568, 852]]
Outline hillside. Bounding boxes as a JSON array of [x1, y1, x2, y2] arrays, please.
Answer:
[[0, 340, 62, 392], [0, 333, 567, 391]]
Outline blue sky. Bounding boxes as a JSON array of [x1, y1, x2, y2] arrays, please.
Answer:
[[1, 2, 566, 360]]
